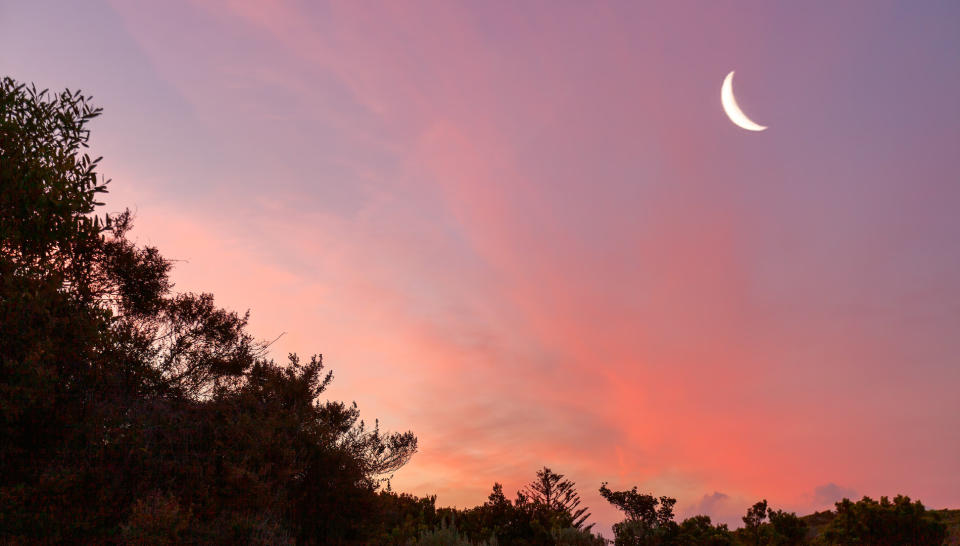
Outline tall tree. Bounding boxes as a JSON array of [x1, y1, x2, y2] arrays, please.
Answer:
[[523, 466, 592, 530], [1, 75, 417, 543], [599, 482, 678, 545], [741, 500, 769, 546]]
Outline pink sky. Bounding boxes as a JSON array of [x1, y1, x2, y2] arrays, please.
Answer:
[[3, 0, 959, 532]]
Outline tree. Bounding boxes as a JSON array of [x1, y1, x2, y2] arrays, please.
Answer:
[[1, 75, 417, 542], [741, 500, 769, 546], [1, 77, 143, 539], [821, 495, 946, 545], [599, 482, 679, 545], [766, 508, 806, 545], [436, 475, 606, 545], [676, 515, 734, 545], [522, 466, 592, 530], [479, 482, 515, 538]]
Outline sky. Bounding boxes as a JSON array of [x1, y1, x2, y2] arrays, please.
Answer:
[[3, 0, 959, 532]]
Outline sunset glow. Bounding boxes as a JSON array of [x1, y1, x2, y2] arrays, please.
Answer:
[[4, 0, 958, 534]]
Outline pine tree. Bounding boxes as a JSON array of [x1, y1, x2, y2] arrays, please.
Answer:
[[522, 466, 592, 530]]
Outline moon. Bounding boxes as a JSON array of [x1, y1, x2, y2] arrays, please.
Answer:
[[721, 71, 767, 132]]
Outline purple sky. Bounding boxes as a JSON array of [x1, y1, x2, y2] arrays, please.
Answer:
[[3, 0, 959, 531]]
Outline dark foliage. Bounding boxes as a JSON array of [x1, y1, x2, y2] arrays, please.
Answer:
[[740, 500, 769, 546], [731, 501, 807, 546], [820, 495, 946, 546], [598, 487, 811, 546], [765, 509, 806, 545], [0, 76, 416, 543], [599, 482, 680, 545], [677, 515, 735, 545], [522, 467, 593, 531], [437, 473, 604, 545]]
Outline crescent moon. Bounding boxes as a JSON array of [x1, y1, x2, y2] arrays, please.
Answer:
[[721, 71, 767, 132]]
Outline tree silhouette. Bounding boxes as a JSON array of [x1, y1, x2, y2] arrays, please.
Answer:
[[600, 482, 679, 545], [0, 75, 416, 543], [741, 500, 769, 546], [522, 466, 592, 530], [677, 515, 735, 545], [766, 508, 806, 545], [822, 495, 946, 545]]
